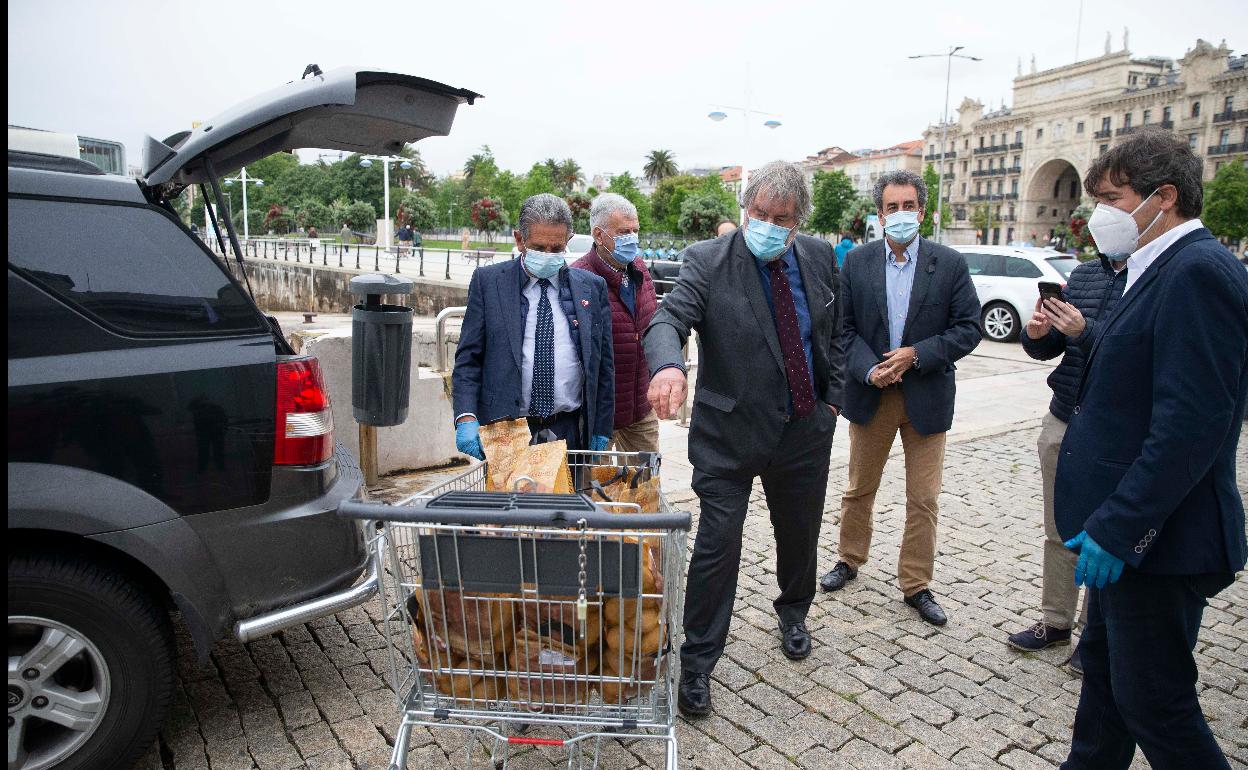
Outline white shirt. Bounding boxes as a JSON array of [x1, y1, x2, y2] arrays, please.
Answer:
[[1124, 218, 1204, 295], [520, 273, 583, 415]]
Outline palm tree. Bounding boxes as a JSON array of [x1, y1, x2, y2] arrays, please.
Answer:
[[463, 145, 494, 181], [557, 158, 584, 194], [644, 150, 678, 185]]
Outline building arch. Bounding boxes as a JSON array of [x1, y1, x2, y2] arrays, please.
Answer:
[[1022, 158, 1084, 245]]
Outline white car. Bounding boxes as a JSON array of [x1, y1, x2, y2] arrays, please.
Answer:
[[951, 245, 1082, 343], [511, 233, 594, 262]]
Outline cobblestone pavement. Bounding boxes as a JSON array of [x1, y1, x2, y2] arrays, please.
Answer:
[[136, 425, 1248, 770]]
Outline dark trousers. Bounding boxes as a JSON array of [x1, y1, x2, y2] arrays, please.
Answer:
[[527, 409, 583, 451], [680, 412, 834, 674], [1062, 569, 1234, 770]]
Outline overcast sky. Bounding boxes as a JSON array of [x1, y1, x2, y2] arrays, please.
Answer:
[[8, 0, 1246, 180]]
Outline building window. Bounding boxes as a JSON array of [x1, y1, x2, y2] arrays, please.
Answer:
[[1163, 106, 1172, 123], [1219, 128, 1231, 147], [1129, 74, 1138, 86], [1123, 112, 1133, 129], [964, 139, 969, 149], [1070, 180, 1078, 199], [1099, 143, 1109, 155], [962, 161, 968, 172], [979, 136, 985, 148], [1076, 121, 1085, 134], [1188, 133, 1198, 150], [1012, 155, 1020, 168], [1014, 130, 1022, 143], [1101, 116, 1112, 133], [990, 133, 996, 145], [976, 182, 982, 196], [1011, 180, 1019, 195], [1142, 109, 1151, 125], [977, 159, 983, 171], [1215, 161, 1225, 173], [929, 144, 935, 156], [961, 183, 967, 196], [1053, 179, 1062, 198], [997, 181, 1004, 194], [1036, 127, 1044, 140], [1038, 206, 1046, 217], [1192, 101, 1201, 118], [1225, 95, 1235, 113]]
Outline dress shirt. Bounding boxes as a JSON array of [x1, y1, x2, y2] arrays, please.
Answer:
[[1124, 218, 1203, 295], [866, 236, 920, 384], [520, 266, 583, 415], [754, 243, 816, 407]]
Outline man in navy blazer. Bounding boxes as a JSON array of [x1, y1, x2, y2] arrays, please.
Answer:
[[452, 194, 614, 457], [1054, 130, 1247, 770]]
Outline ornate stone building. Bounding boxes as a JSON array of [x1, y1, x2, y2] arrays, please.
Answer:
[[800, 141, 924, 200], [922, 38, 1247, 245]]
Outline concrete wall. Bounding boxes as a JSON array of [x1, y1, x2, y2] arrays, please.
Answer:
[[296, 328, 467, 475], [242, 259, 468, 316]]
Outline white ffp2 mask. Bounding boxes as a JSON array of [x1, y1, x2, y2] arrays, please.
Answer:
[[1086, 189, 1162, 258]]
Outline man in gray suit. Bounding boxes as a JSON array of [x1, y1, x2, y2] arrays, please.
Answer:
[[645, 161, 846, 717], [819, 170, 981, 626]]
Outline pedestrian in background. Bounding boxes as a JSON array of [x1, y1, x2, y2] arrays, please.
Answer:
[[573, 194, 660, 453], [396, 222, 413, 253], [339, 223, 352, 249], [646, 161, 845, 718], [1054, 130, 1246, 770], [820, 169, 981, 627], [834, 232, 855, 268], [1005, 253, 1127, 673], [715, 218, 738, 237]]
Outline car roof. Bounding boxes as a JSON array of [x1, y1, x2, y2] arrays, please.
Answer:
[[8, 162, 147, 204], [952, 244, 1066, 261]]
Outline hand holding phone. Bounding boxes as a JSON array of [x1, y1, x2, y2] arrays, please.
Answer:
[[1037, 281, 1064, 302]]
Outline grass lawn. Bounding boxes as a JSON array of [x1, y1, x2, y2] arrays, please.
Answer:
[[418, 239, 512, 251]]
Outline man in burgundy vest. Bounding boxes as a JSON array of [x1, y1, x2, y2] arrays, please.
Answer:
[[572, 193, 660, 452]]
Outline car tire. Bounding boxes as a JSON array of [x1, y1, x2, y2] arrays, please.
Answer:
[[8, 550, 175, 770], [981, 301, 1021, 343]]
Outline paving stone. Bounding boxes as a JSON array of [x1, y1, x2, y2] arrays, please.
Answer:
[[845, 712, 911, 754]]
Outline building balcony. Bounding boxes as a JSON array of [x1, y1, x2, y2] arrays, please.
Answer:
[[1213, 109, 1248, 123], [923, 150, 956, 160], [1008, 142, 1023, 150], [971, 169, 1007, 177], [968, 193, 1017, 202], [1208, 143, 1246, 156], [1093, 129, 1112, 139], [1158, 120, 1175, 129], [973, 144, 1009, 155], [1006, 166, 1022, 174], [1115, 126, 1139, 136]]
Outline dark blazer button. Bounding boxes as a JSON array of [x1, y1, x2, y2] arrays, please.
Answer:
[[1073, 405, 1081, 415]]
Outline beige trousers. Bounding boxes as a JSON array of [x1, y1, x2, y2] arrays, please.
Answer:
[[1038, 411, 1088, 629], [838, 389, 947, 597], [610, 410, 660, 454]]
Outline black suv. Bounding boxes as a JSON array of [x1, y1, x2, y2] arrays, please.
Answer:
[[8, 67, 478, 770]]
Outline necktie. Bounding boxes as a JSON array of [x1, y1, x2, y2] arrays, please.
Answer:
[[767, 260, 816, 418], [529, 279, 555, 419]]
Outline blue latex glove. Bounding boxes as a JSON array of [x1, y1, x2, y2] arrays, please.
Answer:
[[455, 419, 485, 460], [1065, 530, 1125, 589], [589, 434, 611, 452]]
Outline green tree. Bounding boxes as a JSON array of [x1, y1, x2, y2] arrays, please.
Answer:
[[606, 171, 652, 232], [1204, 160, 1248, 241], [919, 163, 949, 238], [651, 174, 736, 234], [470, 197, 508, 242], [342, 200, 377, 231], [494, 170, 524, 225], [809, 169, 856, 237], [841, 196, 876, 240], [264, 203, 291, 234], [678, 193, 733, 238], [643, 149, 678, 185], [565, 192, 592, 234], [557, 159, 584, 194], [463, 145, 500, 202], [291, 198, 332, 230], [970, 203, 1001, 243], [429, 177, 470, 231], [520, 163, 559, 201], [397, 191, 438, 232]]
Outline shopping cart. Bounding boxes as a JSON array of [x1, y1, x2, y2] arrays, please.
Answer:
[[338, 450, 690, 770]]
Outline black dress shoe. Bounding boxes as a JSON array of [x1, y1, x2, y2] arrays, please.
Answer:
[[904, 589, 948, 626], [779, 620, 812, 660], [819, 561, 858, 592], [1006, 622, 1072, 652], [677, 671, 711, 717]]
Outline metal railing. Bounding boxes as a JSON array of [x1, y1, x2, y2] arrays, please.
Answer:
[[1208, 143, 1247, 156], [1213, 109, 1248, 123], [434, 306, 467, 372]]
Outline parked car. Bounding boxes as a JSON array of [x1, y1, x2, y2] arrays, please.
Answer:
[[951, 245, 1080, 342], [7, 66, 479, 770], [510, 233, 594, 262], [648, 247, 686, 297]]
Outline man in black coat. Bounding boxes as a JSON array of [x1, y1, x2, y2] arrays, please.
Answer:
[[1005, 256, 1126, 670], [819, 170, 981, 626], [645, 161, 845, 717], [1055, 130, 1246, 770]]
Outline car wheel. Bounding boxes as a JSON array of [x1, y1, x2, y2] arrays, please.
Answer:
[[982, 301, 1021, 343], [8, 551, 175, 770]]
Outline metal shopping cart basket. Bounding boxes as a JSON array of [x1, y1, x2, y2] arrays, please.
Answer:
[[338, 450, 690, 769]]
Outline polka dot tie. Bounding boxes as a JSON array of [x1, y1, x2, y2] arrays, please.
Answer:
[[767, 260, 816, 418], [529, 279, 555, 419]]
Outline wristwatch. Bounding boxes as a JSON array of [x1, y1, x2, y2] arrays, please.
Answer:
[[912, 350, 921, 370]]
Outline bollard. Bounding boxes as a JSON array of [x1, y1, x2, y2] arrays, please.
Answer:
[[349, 274, 415, 487], [418, 247, 425, 277], [373, 246, 380, 272], [445, 249, 452, 280], [355, 244, 361, 270]]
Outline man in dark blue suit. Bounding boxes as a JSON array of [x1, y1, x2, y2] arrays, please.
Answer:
[[452, 194, 614, 457], [1055, 130, 1247, 770]]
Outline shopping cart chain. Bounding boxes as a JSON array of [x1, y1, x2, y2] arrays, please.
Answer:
[[577, 517, 589, 638]]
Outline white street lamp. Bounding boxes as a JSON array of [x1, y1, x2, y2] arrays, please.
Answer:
[[706, 95, 782, 224], [909, 46, 981, 244], [358, 155, 416, 241], [223, 166, 264, 242]]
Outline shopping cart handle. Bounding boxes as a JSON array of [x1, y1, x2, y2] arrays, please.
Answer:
[[337, 499, 691, 531]]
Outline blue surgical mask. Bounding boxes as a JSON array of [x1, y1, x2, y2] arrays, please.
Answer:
[[883, 210, 921, 244], [609, 232, 639, 263], [523, 249, 565, 279], [744, 217, 794, 262]]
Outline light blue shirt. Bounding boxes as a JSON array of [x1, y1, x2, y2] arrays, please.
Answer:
[[520, 272, 583, 415], [866, 236, 920, 384]]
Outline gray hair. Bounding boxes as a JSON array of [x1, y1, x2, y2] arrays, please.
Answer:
[[517, 193, 573, 240], [742, 161, 813, 223], [1083, 128, 1203, 217], [589, 193, 638, 232], [873, 170, 928, 211]]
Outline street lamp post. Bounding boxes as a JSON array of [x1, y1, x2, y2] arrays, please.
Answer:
[[707, 78, 782, 224], [909, 46, 980, 244], [358, 155, 414, 244], [223, 167, 264, 242]]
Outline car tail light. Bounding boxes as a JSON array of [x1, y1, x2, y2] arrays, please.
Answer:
[[275, 357, 334, 465]]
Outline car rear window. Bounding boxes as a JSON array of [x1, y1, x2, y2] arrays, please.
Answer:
[[1046, 258, 1080, 279], [1005, 256, 1044, 279], [8, 198, 264, 336]]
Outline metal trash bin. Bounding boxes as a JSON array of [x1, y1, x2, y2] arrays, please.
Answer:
[[350, 273, 414, 427]]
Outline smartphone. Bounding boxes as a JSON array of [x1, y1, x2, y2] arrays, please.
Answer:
[[1038, 281, 1064, 302]]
